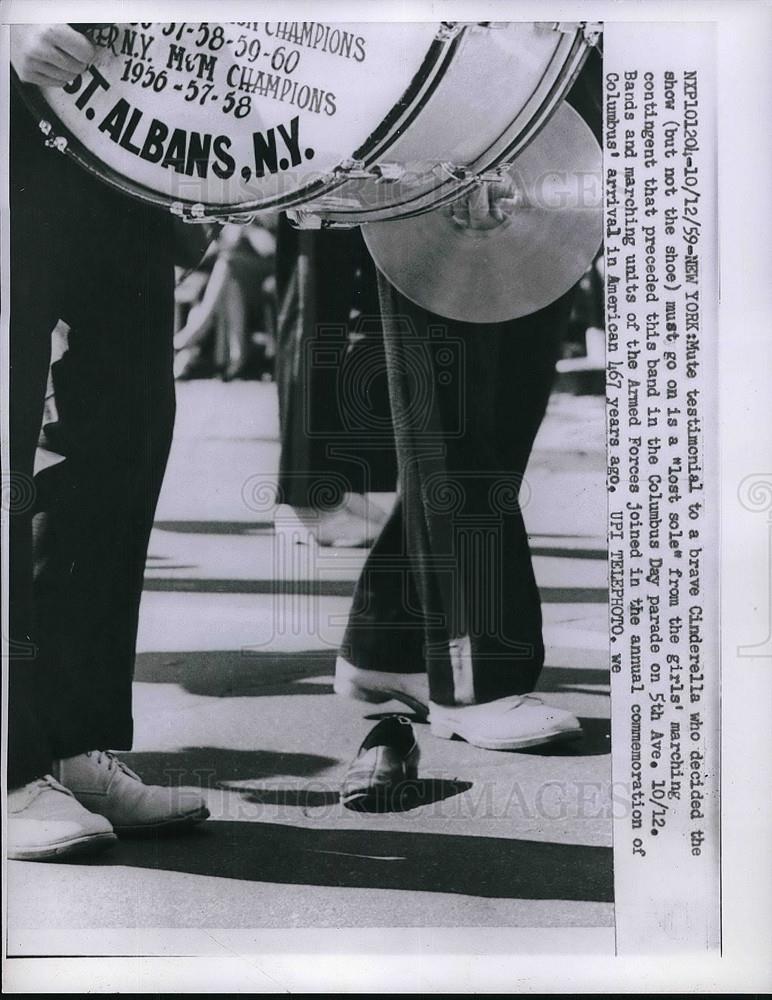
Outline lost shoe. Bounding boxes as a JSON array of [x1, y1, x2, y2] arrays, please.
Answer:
[[8, 775, 116, 861], [53, 750, 209, 835], [429, 694, 582, 751], [341, 716, 420, 811]]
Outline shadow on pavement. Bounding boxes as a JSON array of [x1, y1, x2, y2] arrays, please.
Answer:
[[530, 545, 607, 561], [539, 587, 608, 604], [144, 564, 197, 571], [134, 653, 610, 706], [226, 786, 341, 808], [142, 577, 357, 596], [122, 746, 338, 785], [153, 520, 274, 534], [134, 650, 335, 698], [146, 555, 197, 570], [139, 578, 607, 602], [89, 821, 613, 902], [364, 709, 428, 724], [529, 532, 602, 541], [229, 778, 473, 814], [346, 779, 475, 814]]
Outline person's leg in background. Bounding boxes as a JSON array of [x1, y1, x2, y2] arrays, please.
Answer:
[[174, 252, 231, 364], [273, 219, 395, 547], [337, 493, 430, 708], [218, 241, 275, 381]]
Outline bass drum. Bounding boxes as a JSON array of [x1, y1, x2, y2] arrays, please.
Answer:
[[17, 20, 595, 223]]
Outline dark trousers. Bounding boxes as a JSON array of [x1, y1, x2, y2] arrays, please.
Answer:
[[8, 89, 175, 788], [342, 274, 571, 706], [274, 219, 396, 507]]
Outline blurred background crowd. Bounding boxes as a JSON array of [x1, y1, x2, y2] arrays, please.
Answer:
[[172, 218, 605, 389]]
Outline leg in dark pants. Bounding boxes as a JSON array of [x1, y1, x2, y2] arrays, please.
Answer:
[[343, 274, 570, 707], [7, 269, 58, 787], [7, 90, 174, 785], [31, 256, 175, 758]]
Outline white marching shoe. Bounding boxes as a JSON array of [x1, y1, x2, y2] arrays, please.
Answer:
[[8, 775, 117, 861], [429, 695, 582, 751]]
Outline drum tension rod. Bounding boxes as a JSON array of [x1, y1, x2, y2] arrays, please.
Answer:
[[334, 159, 405, 182], [438, 22, 508, 37], [168, 202, 256, 225], [438, 163, 510, 185]]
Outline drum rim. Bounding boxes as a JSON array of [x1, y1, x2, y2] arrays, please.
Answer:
[[306, 27, 591, 224], [13, 24, 461, 220], [474, 31, 590, 171]]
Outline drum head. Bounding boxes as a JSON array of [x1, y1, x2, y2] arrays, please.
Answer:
[[301, 21, 592, 226], [19, 22, 447, 216]]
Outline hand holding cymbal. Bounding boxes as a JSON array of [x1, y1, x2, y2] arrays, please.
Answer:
[[447, 180, 518, 230]]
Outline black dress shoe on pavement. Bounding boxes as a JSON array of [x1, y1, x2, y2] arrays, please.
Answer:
[[341, 717, 420, 811]]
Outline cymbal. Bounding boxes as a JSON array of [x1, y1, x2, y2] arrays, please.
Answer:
[[362, 102, 602, 324]]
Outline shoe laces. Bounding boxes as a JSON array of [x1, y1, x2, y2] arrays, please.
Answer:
[[40, 773, 72, 792], [86, 750, 142, 782], [10, 774, 73, 810]]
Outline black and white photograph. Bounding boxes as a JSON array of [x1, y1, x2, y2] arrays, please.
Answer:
[[1, 1, 770, 994]]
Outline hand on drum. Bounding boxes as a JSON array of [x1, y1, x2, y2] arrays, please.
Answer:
[[446, 180, 517, 231], [11, 25, 96, 87]]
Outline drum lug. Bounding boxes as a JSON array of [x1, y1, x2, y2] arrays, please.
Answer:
[[334, 159, 405, 182], [435, 22, 463, 41], [552, 21, 603, 46], [581, 22, 603, 46], [170, 201, 208, 221], [477, 167, 510, 185], [437, 162, 508, 185], [169, 201, 252, 225], [334, 158, 367, 178]]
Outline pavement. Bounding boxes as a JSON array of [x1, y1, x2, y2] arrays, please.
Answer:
[[7, 381, 611, 952]]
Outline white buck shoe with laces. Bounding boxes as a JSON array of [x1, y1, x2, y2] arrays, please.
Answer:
[[429, 694, 582, 750], [7, 774, 116, 861], [53, 750, 209, 834]]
